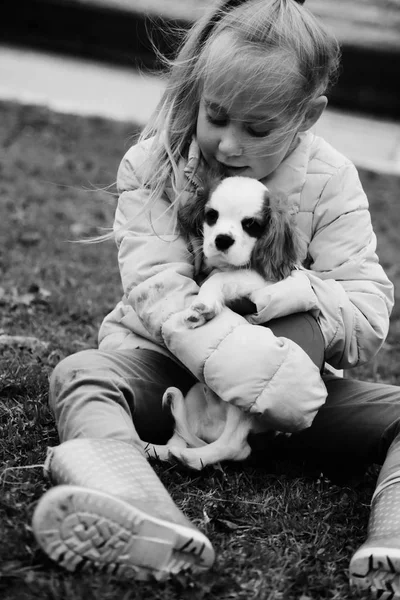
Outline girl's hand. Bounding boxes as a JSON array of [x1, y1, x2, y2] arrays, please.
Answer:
[[227, 297, 257, 315]]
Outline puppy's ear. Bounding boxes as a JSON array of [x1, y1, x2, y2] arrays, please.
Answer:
[[177, 186, 208, 239], [177, 172, 221, 239], [251, 191, 307, 281]]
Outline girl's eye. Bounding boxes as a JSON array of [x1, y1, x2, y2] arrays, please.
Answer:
[[206, 114, 227, 127], [242, 218, 263, 237], [205, 208, 219, 226], [247, 125, 272, 138], [206, 111, 228, 127]]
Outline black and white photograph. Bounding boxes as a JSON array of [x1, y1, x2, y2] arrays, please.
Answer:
[[1, 1, 400, 598]]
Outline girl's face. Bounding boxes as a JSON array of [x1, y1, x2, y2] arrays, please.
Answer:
[[196, 78, 300, 181]]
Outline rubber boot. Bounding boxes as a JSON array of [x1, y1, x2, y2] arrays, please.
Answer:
[[350, 479, 400, 598], [32, 438, 215, 580]]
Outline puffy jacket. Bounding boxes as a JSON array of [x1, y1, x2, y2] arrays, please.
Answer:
[[98, 131, 394, 432]]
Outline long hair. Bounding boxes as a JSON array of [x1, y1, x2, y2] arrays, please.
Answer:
[[128, 0, 340, 230]]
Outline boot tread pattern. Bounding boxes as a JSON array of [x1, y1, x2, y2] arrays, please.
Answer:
[[351, 553, 400, 599], [33, 486, 210, 581]]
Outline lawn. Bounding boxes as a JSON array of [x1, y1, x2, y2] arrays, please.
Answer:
[[1, 100, 400, 600]]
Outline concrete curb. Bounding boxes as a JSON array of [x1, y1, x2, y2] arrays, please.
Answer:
[[1, 0, 400, 119]]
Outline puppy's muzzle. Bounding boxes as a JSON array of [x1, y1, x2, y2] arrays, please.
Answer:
[[214, 234, 235, 251]]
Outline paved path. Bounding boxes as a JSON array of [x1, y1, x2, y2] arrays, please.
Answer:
[[1, 44, 399, 176]]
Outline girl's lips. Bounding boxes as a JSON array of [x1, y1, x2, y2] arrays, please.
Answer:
[[218, 163, 248, 176]]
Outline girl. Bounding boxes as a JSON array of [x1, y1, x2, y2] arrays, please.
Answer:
[[32, 0, 398, 596]]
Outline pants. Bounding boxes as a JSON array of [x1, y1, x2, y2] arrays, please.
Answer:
[[49, 313, 400, 488]]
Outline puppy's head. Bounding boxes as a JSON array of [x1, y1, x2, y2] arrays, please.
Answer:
[[178, 176, 306, 280]]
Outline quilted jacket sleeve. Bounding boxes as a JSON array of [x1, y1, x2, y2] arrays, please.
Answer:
[[248, 162, 394, 370], [115, 143, 327, 432], [305, 163, 393, 369], [114, 144, 199, 344]]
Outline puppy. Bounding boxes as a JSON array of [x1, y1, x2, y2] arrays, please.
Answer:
[[179, 176, 306, 328], [144, 176, 306, 470]]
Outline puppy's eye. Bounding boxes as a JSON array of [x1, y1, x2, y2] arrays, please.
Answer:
[[242, 218, 263, 237], [205, 208, 219, 226]]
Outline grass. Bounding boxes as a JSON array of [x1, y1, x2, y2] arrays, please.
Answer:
[[1, 99, 400, 599]]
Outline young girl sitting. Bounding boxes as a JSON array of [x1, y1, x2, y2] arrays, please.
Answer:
[[32, 0, 398, 596]]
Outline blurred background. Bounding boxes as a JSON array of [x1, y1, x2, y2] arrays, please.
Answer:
[[1, 0, 400, 174]]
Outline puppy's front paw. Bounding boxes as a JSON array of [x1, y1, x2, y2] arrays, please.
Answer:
[[183, 302, 216, 329]]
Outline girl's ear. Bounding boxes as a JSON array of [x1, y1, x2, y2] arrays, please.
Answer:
[[251, 192, 307, 281], [298, 96, 327, 132]]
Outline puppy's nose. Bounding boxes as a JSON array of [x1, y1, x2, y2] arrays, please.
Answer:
[[215, 234, 234, 251]]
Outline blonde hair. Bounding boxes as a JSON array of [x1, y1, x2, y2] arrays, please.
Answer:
[[136, 0, 339, 224]]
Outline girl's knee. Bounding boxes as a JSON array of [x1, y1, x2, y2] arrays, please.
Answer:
[[49, 350, 99, 409], [267, 312, 324, 370]]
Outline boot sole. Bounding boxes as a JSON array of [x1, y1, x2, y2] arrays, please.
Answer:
[[32, 485, 214, 581], [350, 546, 400, 599]]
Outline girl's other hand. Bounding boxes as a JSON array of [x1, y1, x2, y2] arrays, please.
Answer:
[[227, 297, 257, 315]]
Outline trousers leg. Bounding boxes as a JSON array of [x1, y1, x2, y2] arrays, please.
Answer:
[[292, 375, 400, 473], [265, 312, 325, 370], [49, 348, 195, 448], [251, 374, 400, 487]]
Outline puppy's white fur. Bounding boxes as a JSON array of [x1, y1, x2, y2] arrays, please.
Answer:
[[203, 177, 269, 270], [144, 384, 261, 470], [143, 177, 306, 470]]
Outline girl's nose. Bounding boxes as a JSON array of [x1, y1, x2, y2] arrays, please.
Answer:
[[218, 126, 243, 158]]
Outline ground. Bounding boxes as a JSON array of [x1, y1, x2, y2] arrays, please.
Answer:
[[1, 100, 400, 599]]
